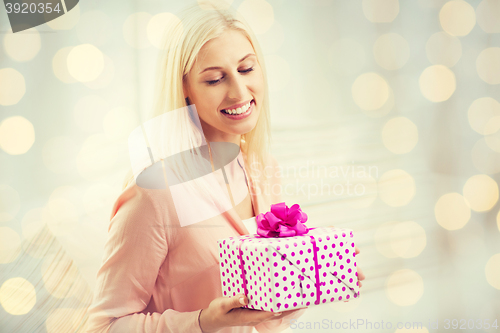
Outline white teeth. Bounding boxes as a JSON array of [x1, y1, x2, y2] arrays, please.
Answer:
[[223, 101, 251, 115]]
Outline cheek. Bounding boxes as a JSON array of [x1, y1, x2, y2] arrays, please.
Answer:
[[250, 72, 265, 96], [193, 88, 220, 110]]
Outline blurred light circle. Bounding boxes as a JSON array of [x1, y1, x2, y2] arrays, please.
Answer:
[[425, 32, 462, 67], [0, 116, 35, 155], [83, 54, 115, 89], [0, 68, 26, 105], [328, 38, 366, 76], [375, 222, 398, 258], [0, 277, 36, 315], [497, 209, 500, 232], [382, 116, 418, 154], [258, 21, 285, 54], [419, 65, 456, 102], [435, 193, 471, 230], [484, 116, 500, 136], [41, 253, 79, 299], [378, 169, 415, 207], [3, 27, 41, 62], [390, 221, 427, 258], [362, 0, 399, 23], [471, 138, 500, 174], [468, 97, 500, 135], [238, 0, 274, 35], [123, 12, 152, 49], [485, 130, 500, 153], [42, 136, 79, 174], [373, 33, 410, 70], [352, 73, 390, 111], [67, 44, 104, 82], [476, 47, 500, 85], [385, 269, 424, 306], [439, 0, 476, 36], [47, 4, 80, 30], [198, 0, 233, 10], [264, 54, 291, 92], [0, 184, 20, 222], [52, 47, 77, 84], [485, 253, 500, 290], [362, 85, 395, 118], [74, 95, 109, 133], [147, 13, 183, 49], [0, 227, 21, 264], [476, 0, 500, 33], [463, 174, 499, 212], [76, 10, 113, 46]]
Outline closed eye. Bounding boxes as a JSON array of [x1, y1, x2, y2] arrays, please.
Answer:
[[240, 67, 254, 73], [206, 67, 254, 85], [207, 78, 221, 85]]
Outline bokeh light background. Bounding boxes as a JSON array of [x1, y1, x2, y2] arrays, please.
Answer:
[[1, 0, 500, 332]]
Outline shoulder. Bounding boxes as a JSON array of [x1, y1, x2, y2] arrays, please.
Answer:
[[108, 180, 178, 244], [110, 181, 156, 221]]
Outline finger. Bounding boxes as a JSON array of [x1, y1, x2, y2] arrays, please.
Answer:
[[270, 308, 303, 320], [237, 309, 282, 324], [223, 294, 248, 313], [355, 245, 360, 255], [357, 267, 366, 281]]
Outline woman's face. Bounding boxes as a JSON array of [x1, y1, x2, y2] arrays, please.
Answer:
[[183, 29, 264, 144]]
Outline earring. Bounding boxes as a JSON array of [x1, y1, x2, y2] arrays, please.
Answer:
[[185, 97, 190, 105]]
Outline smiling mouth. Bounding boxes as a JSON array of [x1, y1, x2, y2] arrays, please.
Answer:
[[221, 99, 254, 115]]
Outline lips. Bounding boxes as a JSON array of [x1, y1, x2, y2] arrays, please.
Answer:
[[221, 99, 253, 114], [220, 100, 255, 120]]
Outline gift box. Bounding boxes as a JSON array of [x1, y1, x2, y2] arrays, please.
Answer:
[[217, 203, 360, 312]]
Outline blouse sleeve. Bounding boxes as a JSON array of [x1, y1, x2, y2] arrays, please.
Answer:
[[85, 185, 203, 333]]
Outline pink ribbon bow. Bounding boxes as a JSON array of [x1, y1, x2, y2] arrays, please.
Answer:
[[256, 202, 309, 237]]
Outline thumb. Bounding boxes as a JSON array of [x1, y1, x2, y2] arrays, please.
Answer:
[[223, 294, 248, 312]]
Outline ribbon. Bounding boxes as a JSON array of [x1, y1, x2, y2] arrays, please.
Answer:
[[256, 202, 308, 237], [237, 239, 248, 298], [308, 234, 321, 305]]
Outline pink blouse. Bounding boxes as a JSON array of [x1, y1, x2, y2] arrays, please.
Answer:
[[85, 151, 305, 333]]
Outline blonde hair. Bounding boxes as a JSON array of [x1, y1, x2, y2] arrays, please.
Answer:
[[122, 2, 271, 191]]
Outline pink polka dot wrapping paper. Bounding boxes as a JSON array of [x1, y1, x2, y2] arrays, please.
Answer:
[[217, 227, 360, 312]]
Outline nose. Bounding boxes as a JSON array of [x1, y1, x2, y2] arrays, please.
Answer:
[[227, 74, 247, 101]]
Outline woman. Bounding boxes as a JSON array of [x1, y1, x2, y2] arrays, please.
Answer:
[[85, 3, 365, 333]]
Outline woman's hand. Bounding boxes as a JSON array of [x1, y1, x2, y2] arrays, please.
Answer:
[[354, 245, 366, 288], [199, 294, 300, 333]]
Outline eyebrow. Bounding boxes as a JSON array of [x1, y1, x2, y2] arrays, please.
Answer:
[[198, 53, 256, 74]]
